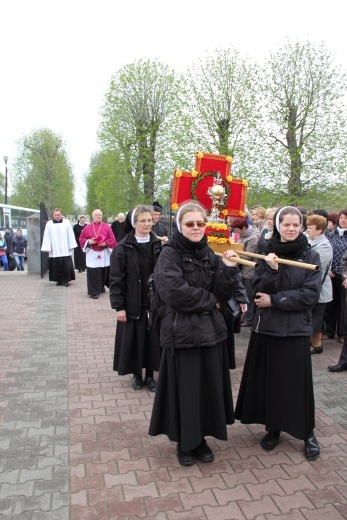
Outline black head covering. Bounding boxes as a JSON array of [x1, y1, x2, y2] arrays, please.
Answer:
[[152, 201, 162, 213], [124, 210, 134, 233], [265, 206, 308, 259]]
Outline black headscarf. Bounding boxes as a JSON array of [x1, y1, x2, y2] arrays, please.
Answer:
[[264, 206, 308, 260]]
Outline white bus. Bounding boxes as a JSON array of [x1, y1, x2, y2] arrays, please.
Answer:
[[0, 203, 40, 239]]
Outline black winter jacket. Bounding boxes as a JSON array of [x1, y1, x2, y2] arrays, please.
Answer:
[[154, 239, 242, 349], [109, 231, 162, 319], [11, 235, 27, 255], [252, 247, 321, 337], [4, 232, 13, 253]]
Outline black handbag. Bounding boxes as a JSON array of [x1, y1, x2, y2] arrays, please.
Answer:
[[8, 257, 17, 271], [220, 296, 242, 321], [227, 296, 242, 320]]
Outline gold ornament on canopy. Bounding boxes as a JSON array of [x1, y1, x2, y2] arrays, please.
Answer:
[[207, 172, 228, 220]]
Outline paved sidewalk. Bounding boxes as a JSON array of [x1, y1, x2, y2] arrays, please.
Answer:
[[0, 271, 347, 519]]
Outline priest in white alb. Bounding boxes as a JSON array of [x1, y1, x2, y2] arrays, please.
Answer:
[[41, 208, 77, 286], [79, 209, 117, 299]]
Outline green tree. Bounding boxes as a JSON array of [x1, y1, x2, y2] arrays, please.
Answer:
[[10, 128, 75, 215], [85, 150, 142, 219], [257, 39, 347, 205], [186, 48, 260, 177], [97, 58, 195, 207]]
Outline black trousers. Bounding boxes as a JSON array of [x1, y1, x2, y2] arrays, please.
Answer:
[[338, 301, 347, 367], [325, 277, 346, 337]]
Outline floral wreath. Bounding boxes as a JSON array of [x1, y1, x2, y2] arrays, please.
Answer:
[[191, 171, 231, 212]]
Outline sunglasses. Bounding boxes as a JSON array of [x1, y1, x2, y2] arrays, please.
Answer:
[[182, 221, 206, 228]]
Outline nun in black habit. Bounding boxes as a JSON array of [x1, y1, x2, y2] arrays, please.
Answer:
[[148, 202, 242, 466], [235, 206, 322, 460], [109, 205, 162, 392]]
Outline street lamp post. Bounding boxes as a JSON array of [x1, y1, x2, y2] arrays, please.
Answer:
[[3, 156, 8, 204]]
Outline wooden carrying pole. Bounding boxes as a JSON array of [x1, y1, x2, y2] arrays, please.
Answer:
[[237, 251, 319, 271], [215, 252, 257, 268]]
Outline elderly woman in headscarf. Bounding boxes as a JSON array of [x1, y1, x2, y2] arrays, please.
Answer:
[[109, 205, 162, 392], [235, 206, 322, 461]]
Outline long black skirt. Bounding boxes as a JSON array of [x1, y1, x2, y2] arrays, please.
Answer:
[[113, 308, 161, 375], [87, 266, 110, 297], [149, 341, 234, 452], [74, 246, 86, 271], [235, 332, 315, 440], [49, 256, 75, 283]]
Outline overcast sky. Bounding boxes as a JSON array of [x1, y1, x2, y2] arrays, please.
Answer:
[[0, 0, 345, 205]]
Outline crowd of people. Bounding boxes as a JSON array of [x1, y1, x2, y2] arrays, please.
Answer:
[[9, 198, 346, 466], [0, 228, 27, 271]]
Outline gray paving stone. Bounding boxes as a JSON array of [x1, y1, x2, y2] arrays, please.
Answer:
[[0, 470, 19, 485], [10, 438, 40, 449], [15, 420, 43, 429], [38, 435, 69, 448], [32, 507, 69, 520], [19, 467, 53, 484], [27, 427, 55, 438], [34, 477, 69, 495], [0, 429, 27, 440], [52, 492, 70, 509], [4, 457, 40, 472], [0, 481, 35, 499], [0, 439, 11, 450], [13, 493, 51, 515], [0, 511, 33, 520], [0, 497, 13, 515], [37, 455, 68, 470], [53, 467, 69, 480]]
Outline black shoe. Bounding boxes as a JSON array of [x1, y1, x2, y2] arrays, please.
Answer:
[[64, 282, 70, 287], [56, 282, 62, 286], [132, 374, 144, 391], [310, 345, 323, 354], [145, 376, 157, 392], [193, 439, 214, 463], [305, 433, 320, 460], [91, 295, 99, 299], [260, 431, 281, 451], [176, 444, 196, 466], [328, 364, 347, 372]]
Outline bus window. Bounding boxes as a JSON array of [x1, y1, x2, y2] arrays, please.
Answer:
[[4, 214, 10, 229]]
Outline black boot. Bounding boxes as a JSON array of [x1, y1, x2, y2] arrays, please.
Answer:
[[145, 370, 156, 392], [132, 374, 143, 390], [305, 432, 320, 461], [176, 444, 196, 466], [193, 439, 214, 463], [260, 431, 281, 451]]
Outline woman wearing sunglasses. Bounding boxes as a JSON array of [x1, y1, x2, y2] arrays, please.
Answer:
[[149, 202, 242, 466]]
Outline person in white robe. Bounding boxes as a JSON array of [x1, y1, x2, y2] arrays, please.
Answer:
[[79, 209, 117, 299], [41, 208, 77, 286]]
